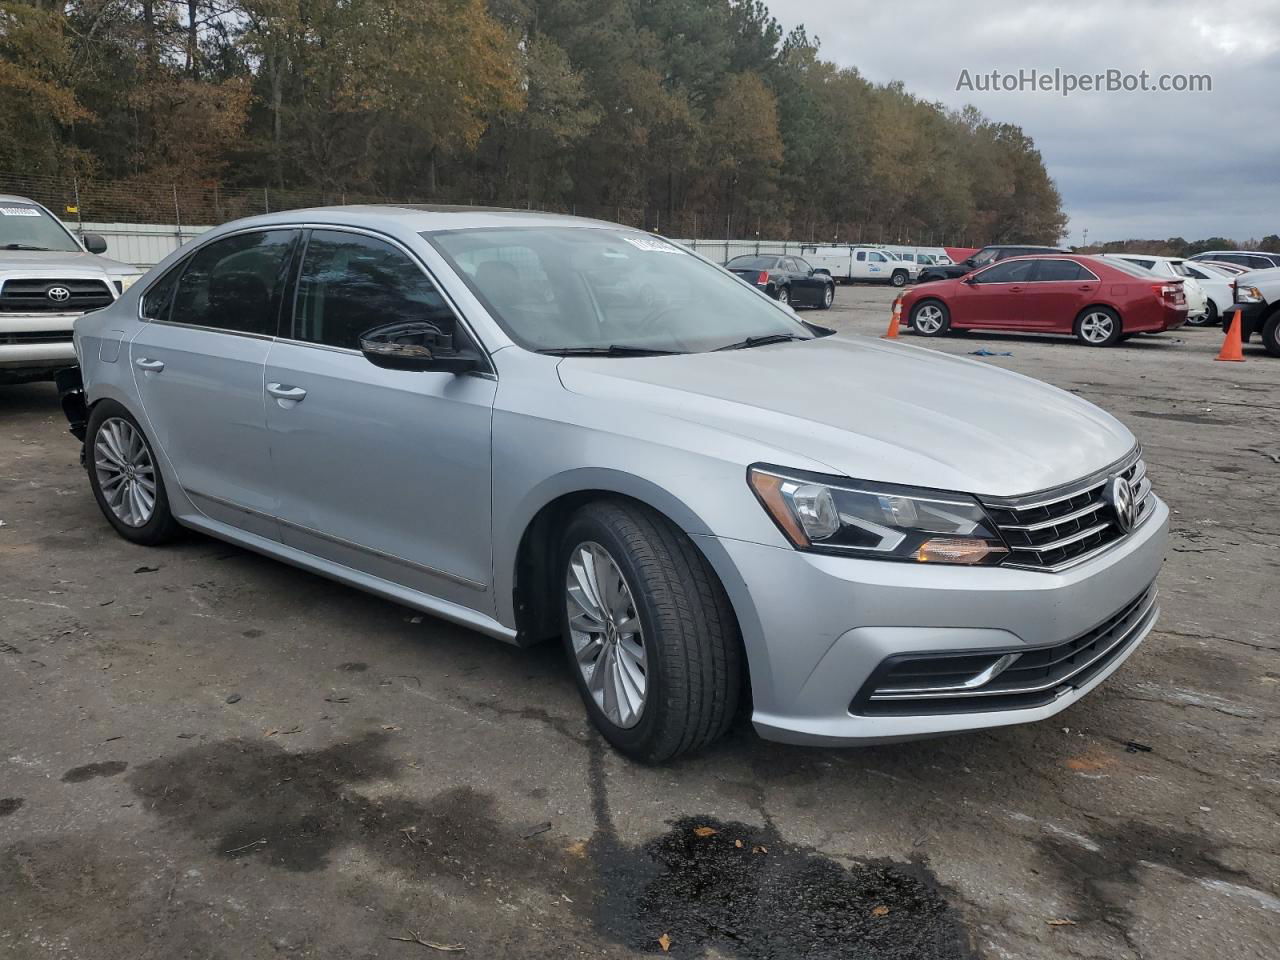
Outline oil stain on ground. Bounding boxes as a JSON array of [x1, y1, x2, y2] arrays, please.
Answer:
[[126, 733, 971, 958], [0, 798, 23, 816], [593, 816, 973, 959], [61, 760, 128, 783]]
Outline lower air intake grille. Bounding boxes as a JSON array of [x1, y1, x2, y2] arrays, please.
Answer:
[[850, 584, 1158, 716]]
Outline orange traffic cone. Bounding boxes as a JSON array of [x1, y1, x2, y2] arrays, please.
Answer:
[[1215, 308, 1244, 362], [884, 297, 903, 339]]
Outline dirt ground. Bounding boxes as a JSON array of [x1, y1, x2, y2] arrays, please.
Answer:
[[2, 286, 1277, 959]]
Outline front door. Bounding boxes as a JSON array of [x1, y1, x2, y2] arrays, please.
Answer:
[[263, 228, 497, 609], [129, 228, 298, 538], [949, 257, 1039, 327]]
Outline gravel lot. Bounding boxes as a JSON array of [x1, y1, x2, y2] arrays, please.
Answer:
[[2, 285, 1277, 959]]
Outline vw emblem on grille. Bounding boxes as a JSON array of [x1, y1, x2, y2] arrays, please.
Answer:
[[46, 285, 71, 303], [1107, 475, 1137, 532]]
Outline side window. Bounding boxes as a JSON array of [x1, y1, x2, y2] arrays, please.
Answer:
[[170, 230, 296, 335], [140, 259, 186, 321], [293, 230, 457, 351], [1035, 259, 1086, 282], [856, 251, 866, 262], [869, 252, 886, 262], [1181, 265, 1208, 279], [972, 259, 1037, 284]]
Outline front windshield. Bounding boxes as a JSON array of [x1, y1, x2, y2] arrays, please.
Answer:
[[427, 227, 812, 354], [0, 202, 82, 252]]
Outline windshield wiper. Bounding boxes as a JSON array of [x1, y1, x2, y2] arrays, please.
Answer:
[[536, 345, 683, 357], [714, 333, 809, 351], [2, 244, 54, 251]]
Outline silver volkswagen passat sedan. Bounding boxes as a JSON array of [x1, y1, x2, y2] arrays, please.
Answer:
[[62, 206, 1167, 762]]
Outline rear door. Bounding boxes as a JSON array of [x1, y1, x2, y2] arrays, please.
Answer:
[[263, 227, 498, 609], [129, 228, 298, 538], [1030, 258, 1100, 331]]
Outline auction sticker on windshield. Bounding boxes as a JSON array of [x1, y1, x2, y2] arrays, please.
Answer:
[[622, 235, 685, 254], [0, 207, 41, 216]]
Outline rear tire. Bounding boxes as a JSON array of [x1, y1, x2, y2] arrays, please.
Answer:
[[1187, 300, 1216, 328], [85, 400, 181, 545], [1074, 307, 1122, 347], [819, 283, 834, 309], [558, 500, 741, 763], [909, 299, 950, 336], [890, 270, 908, 288], [775, 285, 790, 306]]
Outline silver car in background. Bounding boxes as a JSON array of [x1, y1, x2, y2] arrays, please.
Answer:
[[63, 206, 1168, 761]]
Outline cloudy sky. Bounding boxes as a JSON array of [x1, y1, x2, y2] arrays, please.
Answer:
[[770, 0, 1280, 244]]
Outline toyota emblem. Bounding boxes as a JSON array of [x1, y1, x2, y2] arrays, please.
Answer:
[[1107, 475, 1137, 532], [46, 285, 71, 303]]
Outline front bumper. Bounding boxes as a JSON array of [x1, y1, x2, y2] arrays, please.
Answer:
[[0, 313, 78, 370], [1227, 301, 1266, 340], [698, 495, 1169, 745]]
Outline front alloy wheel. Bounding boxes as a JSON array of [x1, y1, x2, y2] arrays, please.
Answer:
[[910, 301, 949, 336], [566, 542, 648, 728], [558, 500, 741, 762]]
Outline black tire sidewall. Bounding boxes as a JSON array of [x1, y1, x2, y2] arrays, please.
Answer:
[[910, 299, 950, 336], [557, 507, 672, 758], [820, 283, 834, 309], [891, 271, 907, 287], [86, 400, 180, 545], [1263, 315, 1280, 357]]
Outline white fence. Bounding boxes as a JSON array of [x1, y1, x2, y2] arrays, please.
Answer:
[[64, 220, 953, 270]]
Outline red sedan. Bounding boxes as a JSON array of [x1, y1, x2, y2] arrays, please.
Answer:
[[896, 254, 1187, 346]]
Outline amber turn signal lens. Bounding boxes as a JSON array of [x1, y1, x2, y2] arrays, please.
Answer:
[[916, 537, 1006, 565], [748, 470, 810, 547]]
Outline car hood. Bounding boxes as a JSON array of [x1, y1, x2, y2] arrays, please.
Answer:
[[0, 249, 138, 277], [556, 335, 1136, 497]]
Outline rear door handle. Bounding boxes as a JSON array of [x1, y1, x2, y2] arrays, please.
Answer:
[[1008, 286, 1023, 293], [134, 357, 164, 372], [266, 382, 307, 401]]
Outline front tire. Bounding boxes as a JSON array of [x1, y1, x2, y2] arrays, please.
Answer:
[[909, 299, 950, 336], [1075, 307, 1122, 347], [1262, 313, 1280, 357], [85, 400, 181, 545], [559, 500, 741, 763]]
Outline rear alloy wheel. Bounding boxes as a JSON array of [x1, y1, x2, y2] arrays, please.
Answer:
[[775, 285, 790, 306], [1075, 307, 1122, 347], [559, 500, 740, 763], [910, 300, 950, 336], [86, 400, 181, 545], [1187, 300, 1216, 327], [820, 283, 834, 309]]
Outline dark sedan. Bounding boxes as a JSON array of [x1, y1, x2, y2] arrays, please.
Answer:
[[918, 244, 1069, 283], [726, 255, 835, 309]]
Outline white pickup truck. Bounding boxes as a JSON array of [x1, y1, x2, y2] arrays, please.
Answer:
[[1, 195, 142, 384], [1231, 267, 1280, 356], [797, 245, 916, 287]]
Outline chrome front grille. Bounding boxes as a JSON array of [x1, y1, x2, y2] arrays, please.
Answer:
[[982, 452, 1154, 572], [851, 584, 1158, 716]]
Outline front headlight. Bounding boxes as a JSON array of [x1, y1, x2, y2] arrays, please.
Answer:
[[1236, 285, 1263, 304], [118, 274, 143, 293], [748, 465, 1008, 565]]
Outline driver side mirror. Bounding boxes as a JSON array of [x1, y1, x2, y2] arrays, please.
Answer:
[[963, 275, 979, 285], [82, 233, 108, 254], [359, 320, 480, 374]]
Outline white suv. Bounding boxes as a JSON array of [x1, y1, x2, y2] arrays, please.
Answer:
[[1, 195, 141, 384]]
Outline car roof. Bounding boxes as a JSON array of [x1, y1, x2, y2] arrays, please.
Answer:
[[194, 204, 623, 236]]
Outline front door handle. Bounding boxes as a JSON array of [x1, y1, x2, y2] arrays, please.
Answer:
[[266, 382, 307, 401], [134, 357, 165, 372], [1008, 286, 1023, 293]]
